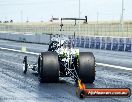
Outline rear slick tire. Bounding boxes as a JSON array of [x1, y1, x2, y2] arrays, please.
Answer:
[[77, 52, 95, 83], [38, 52, 59, 83]]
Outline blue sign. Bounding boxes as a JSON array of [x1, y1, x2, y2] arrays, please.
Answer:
[[80, 36, 85, 48], [112, 38, 119, 51], [75, 37, 80, 47], [125, 38, 131, 52], [118, 38, 125, 51], [85, 37, 90, 48], [106, 37, 112, 50], [90, 37, 95, 48], [101, 37, 106, 50], [95, 37, 100, 49], [68, 35, 72, 39]]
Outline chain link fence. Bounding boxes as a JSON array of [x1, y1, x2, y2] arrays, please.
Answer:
[[0, 21, 132, 37]]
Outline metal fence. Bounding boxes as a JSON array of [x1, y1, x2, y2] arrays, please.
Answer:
[[0, 21, 132, 37]]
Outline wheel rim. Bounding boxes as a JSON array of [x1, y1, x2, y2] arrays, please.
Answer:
[[23, 63, 26, 72]]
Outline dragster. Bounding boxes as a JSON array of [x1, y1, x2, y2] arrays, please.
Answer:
[[23, 17, 96, 98]]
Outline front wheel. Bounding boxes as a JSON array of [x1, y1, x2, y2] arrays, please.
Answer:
[[23, 56, 28, 74]]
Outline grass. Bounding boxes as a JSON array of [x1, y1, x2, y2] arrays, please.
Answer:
[[0, 21, 132, 37]]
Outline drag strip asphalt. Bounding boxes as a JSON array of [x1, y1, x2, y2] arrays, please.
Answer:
[[0, 40, 131, 102]]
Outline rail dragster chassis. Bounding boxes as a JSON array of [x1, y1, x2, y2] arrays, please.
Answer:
[[22, 17, 96, 98]]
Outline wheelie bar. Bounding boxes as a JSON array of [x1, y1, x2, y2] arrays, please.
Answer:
[[76, 80, 131, 99]]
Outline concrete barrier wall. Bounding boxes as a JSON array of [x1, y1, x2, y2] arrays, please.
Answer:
[[0, 33, 131, 52], [73, 36, 132, 52], [0, 33, 50, 44]]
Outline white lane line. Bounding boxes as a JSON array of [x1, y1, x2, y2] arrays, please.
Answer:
[[0, 47, 39, 55], [96, 63, 132, 71], [0, 47, 132, 71]]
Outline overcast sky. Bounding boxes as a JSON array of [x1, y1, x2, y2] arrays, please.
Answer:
[[0, 0, 131, 22]]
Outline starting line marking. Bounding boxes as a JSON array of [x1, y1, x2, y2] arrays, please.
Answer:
[[0, 47, 132, 71], [0, 47, 39, 55]]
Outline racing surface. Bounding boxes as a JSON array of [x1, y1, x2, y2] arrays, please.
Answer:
[[0, 39, 132, 102]]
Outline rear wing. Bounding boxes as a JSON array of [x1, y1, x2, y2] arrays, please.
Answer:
[[52, 16, 87, 24]]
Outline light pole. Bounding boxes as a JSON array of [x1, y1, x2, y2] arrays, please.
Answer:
[[97, 12, 99, 35], [121, 0, 125, 33], [78, 0, 81, 35], [79, 0, 80, 18]]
